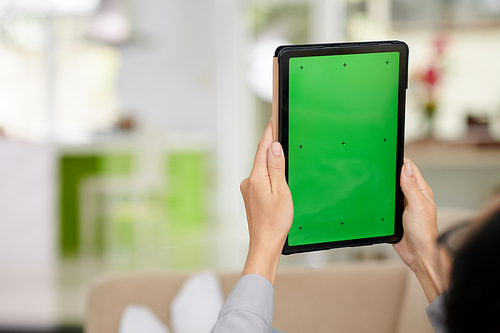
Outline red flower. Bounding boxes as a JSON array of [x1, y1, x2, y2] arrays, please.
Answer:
[[434, 34, 448, 55], [423, 66, 439, 87]]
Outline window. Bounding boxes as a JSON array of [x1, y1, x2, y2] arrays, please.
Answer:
[[0, 0, 126, 143]]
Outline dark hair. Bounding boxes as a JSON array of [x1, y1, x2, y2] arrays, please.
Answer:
[[446, 208, 500, 333]]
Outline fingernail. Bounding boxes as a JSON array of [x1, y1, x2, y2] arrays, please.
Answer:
[[271, 142, 282, 157], [404, 160, 414, 177]]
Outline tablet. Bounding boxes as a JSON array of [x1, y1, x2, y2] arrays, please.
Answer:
[[273, 41, 408, 255]]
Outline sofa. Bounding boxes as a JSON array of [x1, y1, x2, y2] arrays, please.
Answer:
[[85, 262, 435, 333]]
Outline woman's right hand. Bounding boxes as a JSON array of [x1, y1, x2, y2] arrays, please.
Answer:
[[393, 158, 452, 303]]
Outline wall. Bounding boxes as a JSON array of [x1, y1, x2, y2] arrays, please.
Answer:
[[118, 0, 218, 133]]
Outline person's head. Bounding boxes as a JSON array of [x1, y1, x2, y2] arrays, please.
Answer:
[[446, 195, 500, 333]]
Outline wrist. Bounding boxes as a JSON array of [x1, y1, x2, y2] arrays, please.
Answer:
[[242, 241, 283, 286]]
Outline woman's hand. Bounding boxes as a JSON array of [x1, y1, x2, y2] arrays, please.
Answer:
[[394, 158, 452, 302], [240, 120, 293, 286]]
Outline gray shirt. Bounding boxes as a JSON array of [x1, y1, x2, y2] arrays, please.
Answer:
[[426, 292, 448, 333], [213, 274, 447, 333]]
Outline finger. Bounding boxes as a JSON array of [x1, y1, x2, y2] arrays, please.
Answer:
[[251, 120, 273, 177], [411, 160, 434, 201], [240, 178, 249, 196], [267, 142, 286, 192], [240, 178, 251, 222], [400, 158, 426, 205]]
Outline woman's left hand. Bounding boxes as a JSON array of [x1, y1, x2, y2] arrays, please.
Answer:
[[240, 119, 293, 285]]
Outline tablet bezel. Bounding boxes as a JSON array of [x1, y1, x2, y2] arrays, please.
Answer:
[[275, 41, 408, 255]]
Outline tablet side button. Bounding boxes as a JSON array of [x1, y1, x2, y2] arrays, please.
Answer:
[[272, 56, 279, 142]]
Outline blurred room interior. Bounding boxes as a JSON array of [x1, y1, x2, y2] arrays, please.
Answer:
[[0, 0, 500, 331]]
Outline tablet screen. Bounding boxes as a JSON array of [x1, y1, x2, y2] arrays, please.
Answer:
[[286, 51, 401, 247]]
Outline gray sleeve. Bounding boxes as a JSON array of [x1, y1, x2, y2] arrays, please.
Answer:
[[426, 292, 448, 333], [212, 274, 274, 333]]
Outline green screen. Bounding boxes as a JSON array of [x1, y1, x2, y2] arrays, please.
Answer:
[[287, 51, 400, 246]]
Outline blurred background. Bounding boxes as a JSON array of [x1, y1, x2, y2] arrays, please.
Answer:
[[0, 0, 500, 331]]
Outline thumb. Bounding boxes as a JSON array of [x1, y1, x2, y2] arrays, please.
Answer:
[[267, 142, 286, 190], [400, 159, 423, 205]]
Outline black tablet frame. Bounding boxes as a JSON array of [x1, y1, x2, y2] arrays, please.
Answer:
[[276, 41, 408, 255]]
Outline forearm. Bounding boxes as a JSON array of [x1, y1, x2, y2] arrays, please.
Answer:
[[411, 245, 452, 303], [213, 274, 274, 333]]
